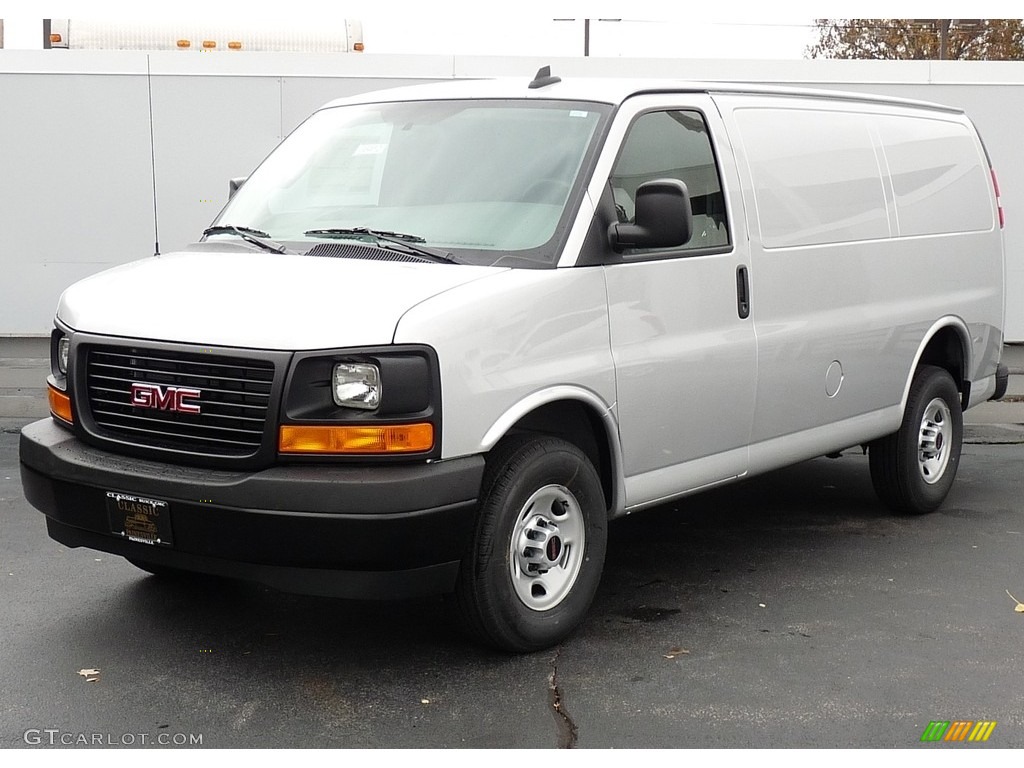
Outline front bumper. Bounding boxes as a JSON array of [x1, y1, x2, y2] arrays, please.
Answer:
[[19, 419, 485, 599]]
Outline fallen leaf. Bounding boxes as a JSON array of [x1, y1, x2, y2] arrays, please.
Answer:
[[1005, 590, 1024, 612], [663, 646, 690, 659]]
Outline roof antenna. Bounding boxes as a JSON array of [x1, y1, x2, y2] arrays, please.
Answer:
[[529, 65, 561, 89]]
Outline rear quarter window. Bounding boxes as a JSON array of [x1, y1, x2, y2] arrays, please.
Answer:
[[877, 114, 993, 236]]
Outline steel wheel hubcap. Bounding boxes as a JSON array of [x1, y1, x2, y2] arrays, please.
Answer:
[[918, 397, 953, 485], [509, 484, 585, 611]]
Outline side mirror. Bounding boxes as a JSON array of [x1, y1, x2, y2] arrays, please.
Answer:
[[228, 177, 247, 200], [608, 179, 693, 252]]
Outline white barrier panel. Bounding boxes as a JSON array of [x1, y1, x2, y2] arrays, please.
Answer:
[[1, 52, 1022, 340]]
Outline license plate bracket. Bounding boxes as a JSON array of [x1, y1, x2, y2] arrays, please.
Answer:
[[106, 492, 173, 547]]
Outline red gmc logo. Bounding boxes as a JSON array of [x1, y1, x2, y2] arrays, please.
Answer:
[[130, 383, 202, 414]]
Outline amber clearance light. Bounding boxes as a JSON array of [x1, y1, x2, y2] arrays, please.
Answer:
[[48, 385, 73, 424], [279, 424, 433, 454]]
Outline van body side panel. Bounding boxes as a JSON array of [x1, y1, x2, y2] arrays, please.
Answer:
[[746, 407, 902, 479], [717, 94, 1004, 454], [727, 101, 905, 445], [597, 95, 757, 508], [606, 253, 757, 497], [392, 268, 617, 462], [876, 111, 1005, 388]]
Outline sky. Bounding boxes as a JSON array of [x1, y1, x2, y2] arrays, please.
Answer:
[[2, 2, 1022, 58]]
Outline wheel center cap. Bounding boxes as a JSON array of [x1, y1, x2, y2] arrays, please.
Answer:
[[546, 535, 562, 562]]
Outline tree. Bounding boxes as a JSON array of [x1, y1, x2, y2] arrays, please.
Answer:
[[808, 19, 1024, 60]]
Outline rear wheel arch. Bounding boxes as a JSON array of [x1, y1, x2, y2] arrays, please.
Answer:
[[904, 321, 971, 411]]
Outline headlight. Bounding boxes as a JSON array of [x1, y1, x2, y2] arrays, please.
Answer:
[[332, 362, 381, 410], [57, 336, 70, 375], [281, 347, 440, 459]]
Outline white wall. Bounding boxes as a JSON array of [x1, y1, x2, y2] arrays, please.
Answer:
[[1, 51, 1022, 339]]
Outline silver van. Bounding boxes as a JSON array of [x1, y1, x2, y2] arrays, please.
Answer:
[[20, 69, 1008, 652]]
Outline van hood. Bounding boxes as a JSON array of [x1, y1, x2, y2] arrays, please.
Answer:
[[57, 249, 504, 350]]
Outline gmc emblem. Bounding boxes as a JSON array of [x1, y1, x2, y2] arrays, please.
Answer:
[[130, 383, 202, 414]]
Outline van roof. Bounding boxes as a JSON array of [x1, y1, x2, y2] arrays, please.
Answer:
[[320, 73, 964, 115]]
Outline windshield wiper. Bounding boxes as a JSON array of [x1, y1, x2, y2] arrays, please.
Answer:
[[304, 227, 458, 264], [203, 225, 289, 254]]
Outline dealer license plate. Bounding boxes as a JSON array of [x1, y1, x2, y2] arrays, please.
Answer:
[[106, 492, 173, 547]]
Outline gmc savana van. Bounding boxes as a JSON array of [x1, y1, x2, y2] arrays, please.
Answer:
[[20, 70, 1008, 652]]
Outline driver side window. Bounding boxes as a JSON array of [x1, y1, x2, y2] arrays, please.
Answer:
[[610, 110, 729, 250]]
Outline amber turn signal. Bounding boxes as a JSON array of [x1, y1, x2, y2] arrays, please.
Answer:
[[48, 385, 73, 424], [279, 424, 433, 454]]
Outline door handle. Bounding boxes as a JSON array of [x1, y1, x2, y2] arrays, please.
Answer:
[[736, 265, 750, 319]]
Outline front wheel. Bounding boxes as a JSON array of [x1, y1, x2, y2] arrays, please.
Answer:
[[454, 436, 607, 653], [869, 365, 963, 514]]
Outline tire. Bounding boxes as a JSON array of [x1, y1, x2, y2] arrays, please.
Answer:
[[454, 435, 608, 653], [869, 365, 963, 514]]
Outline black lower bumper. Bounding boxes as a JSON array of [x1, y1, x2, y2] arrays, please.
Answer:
[[19, 419, 485, 599]]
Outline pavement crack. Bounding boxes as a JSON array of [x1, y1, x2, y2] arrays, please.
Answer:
[[548, 647, 578, 749]]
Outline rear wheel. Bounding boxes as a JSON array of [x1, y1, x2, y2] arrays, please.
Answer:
[[455, 435, 607, 653], [869, 365, 963, 514]]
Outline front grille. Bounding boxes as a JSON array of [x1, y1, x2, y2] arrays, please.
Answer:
[[85, 345, 275, 457]]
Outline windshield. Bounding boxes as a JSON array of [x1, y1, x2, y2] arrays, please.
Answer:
[[214, 99, 610, 267]]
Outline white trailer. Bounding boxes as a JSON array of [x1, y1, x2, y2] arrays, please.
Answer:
[[47, 19, 364, 52]]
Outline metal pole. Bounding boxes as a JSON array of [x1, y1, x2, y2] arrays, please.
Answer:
[[584, 18, 590, 56]]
